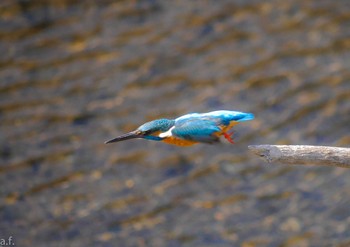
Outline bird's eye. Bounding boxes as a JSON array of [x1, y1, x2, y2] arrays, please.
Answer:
[[136, 130, 150, 135], [142, 130, 152, 135]]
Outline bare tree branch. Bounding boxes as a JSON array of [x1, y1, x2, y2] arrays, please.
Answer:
[[248, 145, 350, 168]]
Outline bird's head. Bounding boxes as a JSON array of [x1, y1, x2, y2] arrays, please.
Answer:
[[105, 119, 175, 144]]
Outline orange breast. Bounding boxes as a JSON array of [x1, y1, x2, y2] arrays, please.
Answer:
[[220, 121, 239, 133], [162, 137, 197, 146]]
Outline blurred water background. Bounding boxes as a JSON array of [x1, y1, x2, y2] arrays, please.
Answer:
[[0, 0, 350, 246]]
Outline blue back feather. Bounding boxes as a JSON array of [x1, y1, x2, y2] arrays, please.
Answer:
[[176, 110, 254, 125]]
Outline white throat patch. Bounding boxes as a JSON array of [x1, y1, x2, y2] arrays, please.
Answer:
[[159, 126, 175, 138]]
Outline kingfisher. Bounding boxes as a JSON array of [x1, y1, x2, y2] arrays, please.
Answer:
[[105, 110, 254, 146]]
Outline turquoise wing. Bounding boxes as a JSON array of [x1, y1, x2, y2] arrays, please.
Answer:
[[172, 119, 221, 144]]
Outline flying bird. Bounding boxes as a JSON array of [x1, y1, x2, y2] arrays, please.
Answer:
[[105, 110, 254, 146]]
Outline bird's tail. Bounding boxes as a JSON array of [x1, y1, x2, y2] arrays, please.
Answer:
[[237, 112, 254, 122]]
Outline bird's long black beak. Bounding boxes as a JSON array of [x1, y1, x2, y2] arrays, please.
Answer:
[[105, 130, 142, 144]]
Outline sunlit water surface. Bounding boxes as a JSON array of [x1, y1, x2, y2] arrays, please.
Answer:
[[0, 1, 350, 246]]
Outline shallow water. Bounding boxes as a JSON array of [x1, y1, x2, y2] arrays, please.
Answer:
[[0, 0, 350, 246]]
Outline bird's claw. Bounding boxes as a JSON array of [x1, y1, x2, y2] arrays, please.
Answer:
[[223, 132, 235, 144]]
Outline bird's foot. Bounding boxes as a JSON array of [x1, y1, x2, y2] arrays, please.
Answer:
[[223, 132, 235, 144]]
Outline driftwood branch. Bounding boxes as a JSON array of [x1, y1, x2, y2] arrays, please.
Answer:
[[248, 145, 350, 168]]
